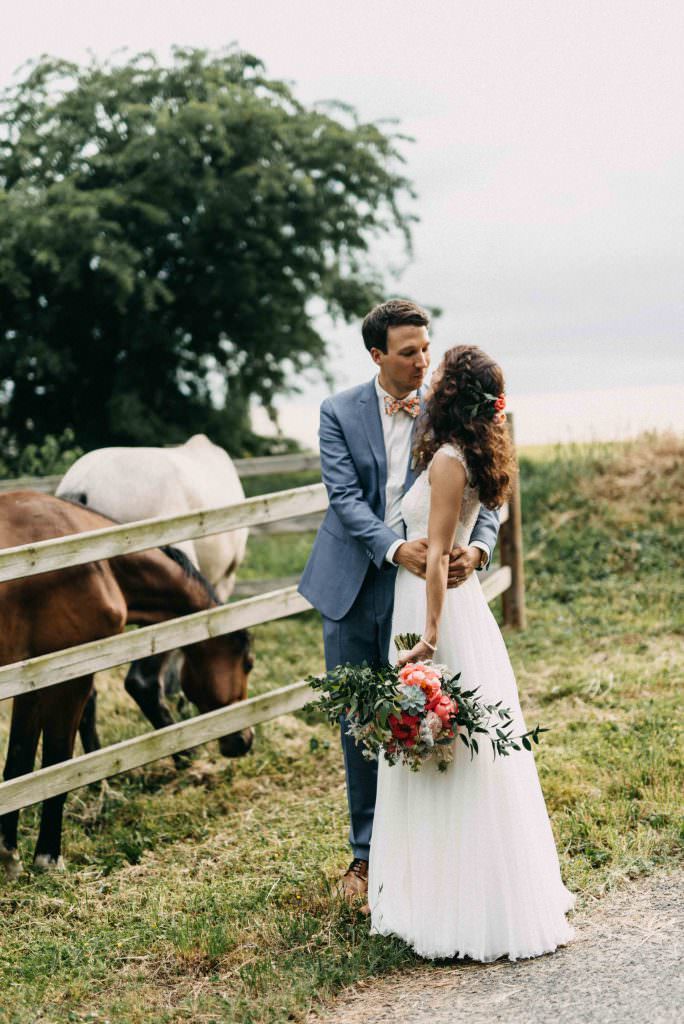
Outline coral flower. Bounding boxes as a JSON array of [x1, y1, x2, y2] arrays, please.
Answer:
[[494, 394, 506, 411], [423, 677, 442, 700], [428, 694, 457, 727], [399, 662, 442, 695], [399, 663, 425, 685]]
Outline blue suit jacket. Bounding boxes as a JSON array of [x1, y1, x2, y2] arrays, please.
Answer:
[[298, 379, 500, 621]]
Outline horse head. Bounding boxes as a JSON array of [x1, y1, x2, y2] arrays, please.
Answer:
[[180, 629, 255, 757]]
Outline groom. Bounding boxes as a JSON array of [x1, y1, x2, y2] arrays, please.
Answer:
[[299, 299, 500, 897]]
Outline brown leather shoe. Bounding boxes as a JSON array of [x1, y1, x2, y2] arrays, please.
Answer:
[[337, 858, 368, 899]]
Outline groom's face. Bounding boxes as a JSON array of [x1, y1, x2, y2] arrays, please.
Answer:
[[371, 324, 431, 397]]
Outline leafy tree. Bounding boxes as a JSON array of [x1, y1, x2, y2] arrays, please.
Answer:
[[0, 48, 415, 454], [0, 427, 83, 479]]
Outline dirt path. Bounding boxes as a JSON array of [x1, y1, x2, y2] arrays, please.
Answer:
[[310, 871, 683, 1024]]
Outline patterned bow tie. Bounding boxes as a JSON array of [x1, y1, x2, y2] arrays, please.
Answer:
[[384, 394, 420, 418]]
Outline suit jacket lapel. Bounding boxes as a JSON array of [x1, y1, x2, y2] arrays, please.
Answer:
[[359, 379, 387, 514]]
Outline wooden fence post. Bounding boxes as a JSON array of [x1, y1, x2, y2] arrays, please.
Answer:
[[499, 413, 526, 629]]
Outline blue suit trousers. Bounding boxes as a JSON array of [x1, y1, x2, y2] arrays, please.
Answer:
[[322, 561, 396, 861]]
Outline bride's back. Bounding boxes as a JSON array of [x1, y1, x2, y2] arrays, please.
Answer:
[[401, 442, 481, 547]]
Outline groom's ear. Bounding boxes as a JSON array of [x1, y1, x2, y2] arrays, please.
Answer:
[[369, 347, 384, 368]]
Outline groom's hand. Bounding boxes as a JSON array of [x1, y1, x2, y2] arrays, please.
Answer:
[[393, 539, 428, 577], [448, 545, 483, 588]]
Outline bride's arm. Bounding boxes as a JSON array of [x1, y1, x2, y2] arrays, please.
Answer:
[[398, 450, 466, 665], [423, 451, 467, 649]]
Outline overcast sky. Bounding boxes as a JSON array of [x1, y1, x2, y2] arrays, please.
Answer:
[[2, 0, 683, 409]]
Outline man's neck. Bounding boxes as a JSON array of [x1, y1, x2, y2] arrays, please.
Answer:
[[377, 373, 415, 400]]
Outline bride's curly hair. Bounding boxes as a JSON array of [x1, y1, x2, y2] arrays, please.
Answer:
[[414, 345, 516, 509]]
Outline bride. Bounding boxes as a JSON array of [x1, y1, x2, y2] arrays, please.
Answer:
[[368, 344, 574, 962]]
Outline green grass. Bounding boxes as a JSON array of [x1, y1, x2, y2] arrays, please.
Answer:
[[241, 470, 322, 499], [0, 434, 682, 1023], [238, 532, 317, 581], [239, 469, 320, 581]]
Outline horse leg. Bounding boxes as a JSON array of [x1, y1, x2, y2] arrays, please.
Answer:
[[124, 654, 176, 729], [162, 651, 191, 721], [215, 573, 236, 603], [162, 649, 183, 699], [125, 654, 193, 767], [34, 676, 94, 870], [0, 695, 43, 878], [78, 689, 102, 754]]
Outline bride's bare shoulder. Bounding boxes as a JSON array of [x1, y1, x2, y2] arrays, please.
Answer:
[[427, 446, 467, 492]]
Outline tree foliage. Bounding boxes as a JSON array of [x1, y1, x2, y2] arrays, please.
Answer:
[[0, 48, 415, 453], [0, 427, 83, 479]]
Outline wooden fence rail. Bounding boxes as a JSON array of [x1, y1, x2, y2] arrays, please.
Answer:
[[0, 680, 315, 817], [0, 585, 311, 703], [0, 453, 325, 538], [0, 484, 327, 584], [0, 451, 323, 496]]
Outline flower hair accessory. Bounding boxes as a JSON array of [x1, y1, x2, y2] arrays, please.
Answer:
[[458, 378, 506, 424]]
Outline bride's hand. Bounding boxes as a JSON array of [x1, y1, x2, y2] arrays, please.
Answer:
[[397, 638, 435, 666]]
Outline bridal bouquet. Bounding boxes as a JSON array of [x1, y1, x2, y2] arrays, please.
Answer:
[[307, 634, 545, 772]]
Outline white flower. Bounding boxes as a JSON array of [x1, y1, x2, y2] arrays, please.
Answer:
[[418, 719, 435, 748], [425, 710, 443, 739]]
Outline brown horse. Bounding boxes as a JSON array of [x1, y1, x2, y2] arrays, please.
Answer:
[[0, 492, 253, 877]]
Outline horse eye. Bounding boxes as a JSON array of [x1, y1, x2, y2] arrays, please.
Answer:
[[244, 655, 254, 673]]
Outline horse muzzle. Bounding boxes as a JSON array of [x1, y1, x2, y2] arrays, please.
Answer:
[[219, 727, 254, 758]]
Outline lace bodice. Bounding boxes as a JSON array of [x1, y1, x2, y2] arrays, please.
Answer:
[[401, 443, 481, 547]]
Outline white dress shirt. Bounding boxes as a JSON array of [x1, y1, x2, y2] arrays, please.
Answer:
[[376, 377, 491, 568], [375, 377, 415, 565]]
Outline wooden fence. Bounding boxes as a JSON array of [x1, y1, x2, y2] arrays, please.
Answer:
[[0, 453, 324, 538], [0, 438, 525, 817], [0, 451, 322, 496]]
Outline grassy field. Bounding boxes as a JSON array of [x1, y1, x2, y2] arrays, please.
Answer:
[[0, 434, 682, 1023]]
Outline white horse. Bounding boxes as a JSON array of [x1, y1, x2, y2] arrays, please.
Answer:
[[56, 435, 250, 754], [57, 434, 248, 601]]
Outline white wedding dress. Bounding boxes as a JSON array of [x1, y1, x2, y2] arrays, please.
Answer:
[[368, 443, 574, 961]]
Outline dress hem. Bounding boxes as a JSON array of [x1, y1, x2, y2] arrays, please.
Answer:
[[369, 919, 575, 963]]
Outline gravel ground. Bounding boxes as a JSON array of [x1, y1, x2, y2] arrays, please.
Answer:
[[310, 870, 683, 1024]]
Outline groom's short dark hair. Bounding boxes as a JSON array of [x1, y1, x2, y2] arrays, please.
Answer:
[[362, 299, 430, 353]]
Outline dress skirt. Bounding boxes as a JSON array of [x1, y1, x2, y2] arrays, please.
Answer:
[[368, 568, 575, 961]]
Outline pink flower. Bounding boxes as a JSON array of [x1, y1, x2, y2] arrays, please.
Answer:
[[399, 662, 443, 695], [423, 677, 442, 700], [494, 394, 506, 412], [428, 693, 457, 728]]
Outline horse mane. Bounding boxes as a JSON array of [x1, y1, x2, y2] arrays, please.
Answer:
[[159, 545, 223, 606], [58, 492, 223, 608], [160, 547, 250, 652]]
